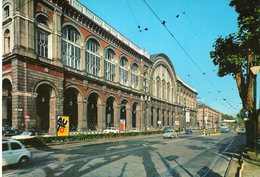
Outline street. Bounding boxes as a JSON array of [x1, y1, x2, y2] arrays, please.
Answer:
[[3, 132, 245, 177]]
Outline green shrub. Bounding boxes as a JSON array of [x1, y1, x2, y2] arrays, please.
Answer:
[[21, 130, 164, 148]]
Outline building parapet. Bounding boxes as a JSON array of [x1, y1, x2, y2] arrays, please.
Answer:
[[65, 0, 150, 59]]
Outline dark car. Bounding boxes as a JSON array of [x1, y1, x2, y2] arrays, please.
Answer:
[[185, 129, 193, 134], [2, 126, 20, 136]]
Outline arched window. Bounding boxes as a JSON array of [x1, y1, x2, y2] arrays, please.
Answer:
[[85, 38, 101, 76], [62, 26, 81, 69], [162, 80, 166, 99], [36, 15, 52, 59], [104, 48, 116, 81], [167, 82, 170, 101], [143, 72, 148, 93], [3, 5, 10, 19], [156, 77, 160, 98], [119, 56, 128, 86], [131, 63, 139, 89], [4, 29, 10, 54]]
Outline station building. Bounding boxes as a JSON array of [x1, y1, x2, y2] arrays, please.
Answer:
[[2, 0, 197, 134]]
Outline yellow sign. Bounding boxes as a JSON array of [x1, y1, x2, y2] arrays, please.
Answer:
[[57, 116, 69, 136]]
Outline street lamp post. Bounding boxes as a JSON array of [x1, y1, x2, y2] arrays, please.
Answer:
[[141, 95, 150, 131], [250, 66, 260, 157]]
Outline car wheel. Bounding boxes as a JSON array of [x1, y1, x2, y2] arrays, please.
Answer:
[[19, 156, 29, 166]]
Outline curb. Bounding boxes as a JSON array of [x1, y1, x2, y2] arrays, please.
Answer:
[[238, 155, 245, 177]]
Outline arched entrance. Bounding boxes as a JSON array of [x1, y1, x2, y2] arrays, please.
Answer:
[[151, 106, 154, 127], [2, 79, 12, 126], [157, 108, 160, 127], [64, 88, 80, 131], [36, 84, 56, 132], [132, 102, 138, 128], [106, 96, 115, 127], [120, 99, 128, 129], [87, 92, 101, 131]]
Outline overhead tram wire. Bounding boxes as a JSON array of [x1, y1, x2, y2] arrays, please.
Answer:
[[142, 0, 237, 112]]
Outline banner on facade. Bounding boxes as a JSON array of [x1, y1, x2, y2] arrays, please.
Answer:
[[185, 111, 190, 123], [57, 116, 69, 136], [119, 119, 125, 131]]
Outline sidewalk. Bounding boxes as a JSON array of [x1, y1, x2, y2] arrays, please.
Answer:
[[226, 150, 260, 177], [241, 151, 260, 177]]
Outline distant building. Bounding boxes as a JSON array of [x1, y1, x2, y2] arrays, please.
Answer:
[[197, 103, 222, 129], [2, 0, 197, 134]]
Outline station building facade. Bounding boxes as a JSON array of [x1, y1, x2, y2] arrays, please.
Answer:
[[2, 0, 197, 134]]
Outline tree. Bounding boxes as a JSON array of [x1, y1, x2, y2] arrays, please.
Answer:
[[210, 0, 260, 150]]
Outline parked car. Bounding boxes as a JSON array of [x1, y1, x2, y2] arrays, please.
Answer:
[[2, 139, 32, 166], [163, 129, 178, 139], [103, 127, 119, 133], [2, 126, 20, 136], [11, 131, 36, 140], [185, 129, 193, 134], [129, 128, 140, 132]]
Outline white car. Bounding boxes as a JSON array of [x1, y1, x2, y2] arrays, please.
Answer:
[[2, 139, 32, 166], [103, 127, 119, 133], [163, 129, 178, 139], [129, 128, 140, 132], [11, 131, 36, 140]]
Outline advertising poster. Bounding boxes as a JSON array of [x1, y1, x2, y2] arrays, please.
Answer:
[[119, 119, 125, 131], [57, 116, 69, 136]]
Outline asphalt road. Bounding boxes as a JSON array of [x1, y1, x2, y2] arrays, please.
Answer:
[[3, 132, 245, 177]]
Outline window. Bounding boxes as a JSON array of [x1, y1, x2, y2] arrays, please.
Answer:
[[104, 49, 116, 81], [36, 29, 48, 58], [85, 39, 101, 76], [10, 143, 22, 150], [119, 57, 128, 86], [143, 72, 148, 92], [62, 26, 81, 69], [2, 143, 9, 151], [4, 29, 10, 54], [162, 80, 166, 99], [35, 15, 52, 59], [131, 63, 139, 89], [167, 82, 170, 101], [156, 77, 160, 98], [3, 5, 10, 19]]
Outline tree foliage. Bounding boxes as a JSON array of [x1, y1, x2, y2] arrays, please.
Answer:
[[210, 0, 260, 149]]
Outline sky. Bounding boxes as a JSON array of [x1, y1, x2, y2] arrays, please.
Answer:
[[79, 0, 260, 116]]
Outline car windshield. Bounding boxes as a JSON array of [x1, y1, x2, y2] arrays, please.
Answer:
[[21, 131, 31, 135], [166, 130, 173, 133]]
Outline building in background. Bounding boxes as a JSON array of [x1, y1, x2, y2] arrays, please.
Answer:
[[197, 103, 222, 129], [2, 0, 197, 134]]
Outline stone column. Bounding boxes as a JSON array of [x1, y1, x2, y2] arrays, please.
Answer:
[[77, 100, 87, 131], [114, 106, 120, 128], [146, 104, 151, 130], [52, 8, 62, 62], [136, 109, 142, 129], [97, 104, 105, 131], [169, 111, 173, 128], [153, 108, 157, 129], [49, 96, 57, 135], [126, 106, 132, 130]]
